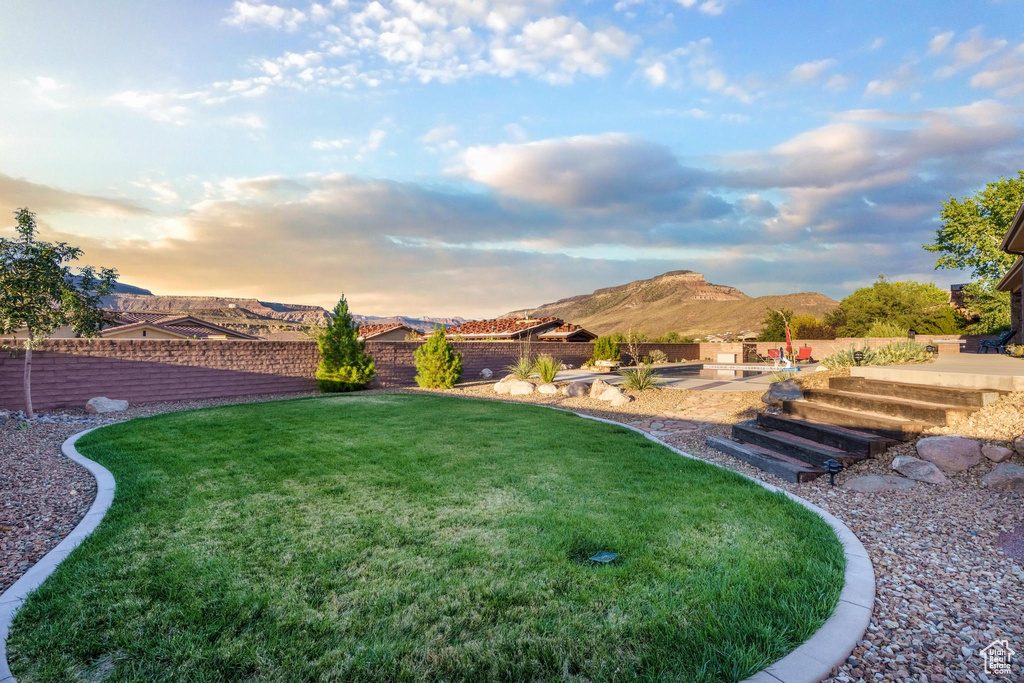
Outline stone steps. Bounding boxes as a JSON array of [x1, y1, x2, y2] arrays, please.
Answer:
[[705, 436, 825, 483], [800, 388, 972, 426], [828, 376, 1000, 408], [732, 420, 867, 468]]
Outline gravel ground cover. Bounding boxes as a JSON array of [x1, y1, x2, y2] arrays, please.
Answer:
[[0, 392, 318, 594], [413, 378, 1024, 682]]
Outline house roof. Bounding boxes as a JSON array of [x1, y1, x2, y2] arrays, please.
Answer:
[[536, 323, 597, 340], [358, 323, 412, 339], [445, 317, 561, 338], [996, 256, 1023, 292], [1000, 201, 1024, 254], [101, 314, 260, 339]]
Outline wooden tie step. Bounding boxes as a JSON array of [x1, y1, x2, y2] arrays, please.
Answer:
[[756, 413, 896, 457], [705, 436, 824, 483], [800, 388, 973, 426], [783, 399, 924, 441], [732, 420, 867, 468], [828, 376, 1001, 408]]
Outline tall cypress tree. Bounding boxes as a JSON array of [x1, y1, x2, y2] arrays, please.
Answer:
[[316, 295, 375, 392]]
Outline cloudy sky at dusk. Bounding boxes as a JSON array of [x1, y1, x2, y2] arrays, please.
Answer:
[[2, 1, 1023, 317]]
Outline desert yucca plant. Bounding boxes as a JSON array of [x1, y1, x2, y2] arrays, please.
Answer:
[[620, 365, 659, 391], [821, 342, 877, 369], [506, 355, 536, 380], [646, 349, 668, 364], [874, 340, 932, 365], [768, 369, 797, 383], [533, 354, 560, 383]]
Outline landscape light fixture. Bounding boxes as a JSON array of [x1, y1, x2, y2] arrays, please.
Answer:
[[926, 345, 938, 355], [822, 459, 843, 486], [852, 350, 865, 365], [589, 551, 619, 563], [908, 329, 917, 341]]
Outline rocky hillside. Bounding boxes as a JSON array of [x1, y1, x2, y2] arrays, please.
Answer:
[[102, 291, 464, 340], [503, 270, 838, 337]]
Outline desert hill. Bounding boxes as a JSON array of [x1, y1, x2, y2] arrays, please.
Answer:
[[503, 270, 838, 337]]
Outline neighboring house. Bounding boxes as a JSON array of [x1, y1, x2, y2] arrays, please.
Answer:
[[445, 317, 595, 341], [99, 312, 260, 340], [357, 323, 416, 341], [996, 201, 1024, 342], [535, 323, 598, 343]]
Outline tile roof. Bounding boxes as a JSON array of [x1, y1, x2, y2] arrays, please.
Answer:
[[101, 314, 259, 340], [445, 317, 561, 337], [358, 323, 411, 338], [537, 323, 597, 339]]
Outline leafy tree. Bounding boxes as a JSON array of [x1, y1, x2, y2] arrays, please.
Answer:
[[315, 295, 375, 392], [0, 209, 117, 419], [789, 314, 835, 340], [925, 171, 1024, 281], [591, 336, 621, 362], [960, 281, 1011, 334], [757, 308, 793, 342], [653, 331, 696, 343], [824, 276, 955, 337], [414, 327, 463, 389], [914, 306, 969, 335]]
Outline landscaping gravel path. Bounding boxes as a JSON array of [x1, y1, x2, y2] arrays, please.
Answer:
[[5, 380, 1023, 682]]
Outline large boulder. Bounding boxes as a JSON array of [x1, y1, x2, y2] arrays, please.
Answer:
[[844, 475, 918, 492], [916, 436, 983, 472], [610, 392, 633, 407], [982, 444, 1015, 463], [479, 368, 493, 379], [85, 397, 129, 414], [494, 381, 511, 395], [537, 383, 559, 395], [508, 380, 535, 396], [1014, 435, 1024, 455], [589, 378, 612, 399], [761, 379, 802, 406], [891, 455, 948, 485], [981, 464, 1024, 492], [597, 387, 624, 402], [561, 380, 591, 398]]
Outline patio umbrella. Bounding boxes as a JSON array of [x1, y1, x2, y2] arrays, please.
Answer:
[[784, 322, 793, 356]]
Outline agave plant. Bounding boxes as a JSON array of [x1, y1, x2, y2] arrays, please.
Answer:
[[620, 365, 659, 391], [874, 340, 932, 365], [506, 355, 536, 380], [533, 354, 561, 383], [821, 342, 878, 369]]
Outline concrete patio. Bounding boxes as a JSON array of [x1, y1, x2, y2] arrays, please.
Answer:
[[557, 362, 813, 392], [852, 354, 1024, 391]]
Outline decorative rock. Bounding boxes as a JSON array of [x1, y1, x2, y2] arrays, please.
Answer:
[[508, 380, 535, 396], [537, 383, 559, 395], [761, 379, 802, 406], [891, 455, 949, 485], [610, 393, 633, 407], [597, 387, 624, 402], [561, 380, 591, 398], [589, 378, 612, 399], [981, 464, 1024, 492], [814, 365, 829, 372], [844, 475, 919, 492], [479, 368, 493, 379], [916, 436, 983, 472], [982, 444, 1014, 463], [1014, 435, 1024, 455], [493, 381, 510, 395], [85, 397, 129, 414]]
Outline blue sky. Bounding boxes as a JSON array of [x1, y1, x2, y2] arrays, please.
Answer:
[[1, 1, 1022, 317]]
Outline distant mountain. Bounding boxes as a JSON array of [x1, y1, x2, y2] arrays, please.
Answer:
[[502, 270, 838, 337], [70, 275, 152, 296], [100, 288, 465, 339]]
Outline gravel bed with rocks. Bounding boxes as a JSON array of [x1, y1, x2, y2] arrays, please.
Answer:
[[0, 392, 319, 594], [412, 378, 1024, 682]]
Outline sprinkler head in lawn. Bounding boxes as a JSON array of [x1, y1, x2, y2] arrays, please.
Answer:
[[589, 551, 619, 564]]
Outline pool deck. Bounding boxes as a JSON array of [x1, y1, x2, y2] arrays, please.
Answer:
[[851, 354, 1024, 391], [558, 363, 813, 392]]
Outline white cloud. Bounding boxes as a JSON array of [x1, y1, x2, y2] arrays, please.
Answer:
[[362, 128, 387, 153], [107, 90, 194, 125], [928, 31, 954, 55], [224, 1, 307, 31], [504, 123, 528, 141], [312, 138, 353, 150], [676, 0, 730, 15], [643, 61, 668, 87], [789, 58, 837, 83], [419, 124, 459, 152], [970, 44, 1024, 97], [28, 76, 70, 109], [638, 38, 756, 102], [934, 27, 1007, 78]]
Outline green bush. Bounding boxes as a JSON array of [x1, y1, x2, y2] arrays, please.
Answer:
[[646, 349, 668, 364], [620, 365, 659, 391], [591, 336, 621, 362], [533, 354, 560, 383], [821, 340, 932, 369], [864, 320, 908, 338], [506, 355, 536, 380], [414, 328, 463, 389], [316, 295, 375, 392]]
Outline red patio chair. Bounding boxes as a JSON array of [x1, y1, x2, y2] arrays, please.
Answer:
[[794, 346, 813, 363], [767, 349, 780, 360]]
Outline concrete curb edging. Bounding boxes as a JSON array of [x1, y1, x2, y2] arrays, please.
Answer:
[[0, 402, 873, 683], [0, 428, 113, 683], [572, 412, 874, 683]]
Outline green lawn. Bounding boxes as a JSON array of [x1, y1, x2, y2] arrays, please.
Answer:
[[9, 394, 844, 682]]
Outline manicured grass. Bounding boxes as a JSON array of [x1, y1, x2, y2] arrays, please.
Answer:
[[9, 395, 844, 682]]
